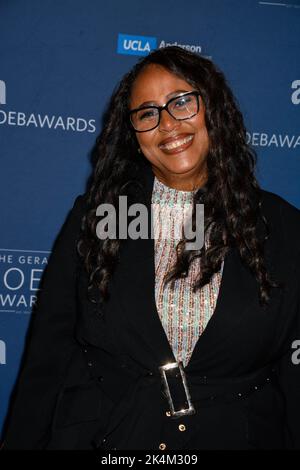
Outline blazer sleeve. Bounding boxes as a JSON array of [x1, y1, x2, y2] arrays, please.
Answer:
[[276, 266, 300, 449], [275, 197, 300, 449], [3, 194, 86, 449]]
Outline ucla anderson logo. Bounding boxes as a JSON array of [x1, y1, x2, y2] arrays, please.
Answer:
[[117, 33, 157, 56], [0, 80, 6, 105]]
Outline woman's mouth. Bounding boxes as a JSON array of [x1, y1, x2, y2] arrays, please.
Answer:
[[159, 134, 194, 154]]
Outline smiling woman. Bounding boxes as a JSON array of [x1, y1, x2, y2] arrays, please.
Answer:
[[3, 46, 300, 450]]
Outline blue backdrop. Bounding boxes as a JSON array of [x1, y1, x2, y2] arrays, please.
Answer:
[[0, 0, 299, 435]]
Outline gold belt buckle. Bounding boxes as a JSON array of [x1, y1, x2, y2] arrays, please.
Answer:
[[159, 361, 195, 418]]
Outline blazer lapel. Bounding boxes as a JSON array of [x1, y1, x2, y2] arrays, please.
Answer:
[[185, 198, 283, 371], [114, 238, 176, 366], [185, 246, 260, 371], [112, 161, 176, 365]]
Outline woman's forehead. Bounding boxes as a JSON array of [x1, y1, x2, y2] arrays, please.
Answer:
[[130, 64, 193, 107]]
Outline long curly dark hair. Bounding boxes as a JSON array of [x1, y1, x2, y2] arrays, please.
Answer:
[[77, 46, 278, 307]]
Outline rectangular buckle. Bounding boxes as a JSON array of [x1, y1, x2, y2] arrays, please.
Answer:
[[159, 361, 195, 418]]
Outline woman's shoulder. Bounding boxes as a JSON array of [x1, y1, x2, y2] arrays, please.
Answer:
[[71, 192, 88, 215], [260, 189, 300, 255], [260, 188, 300, 220], [73, 192, 88, 207]]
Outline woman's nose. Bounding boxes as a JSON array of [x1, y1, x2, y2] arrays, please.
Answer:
[[158, 109, 180, 132]]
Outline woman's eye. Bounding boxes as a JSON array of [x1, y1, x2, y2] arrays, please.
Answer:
[[139, 109, 157, 121], [174, 96, 192, 107]]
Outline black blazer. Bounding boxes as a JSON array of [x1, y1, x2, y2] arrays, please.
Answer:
[[3, 162, 300, 450]]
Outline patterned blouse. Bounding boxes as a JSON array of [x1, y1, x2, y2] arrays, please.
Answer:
[[152, 176, 224, 367]]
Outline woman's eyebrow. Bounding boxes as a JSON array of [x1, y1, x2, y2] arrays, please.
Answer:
[[135, 89, 191, 109], [166, 89, 191, 99]]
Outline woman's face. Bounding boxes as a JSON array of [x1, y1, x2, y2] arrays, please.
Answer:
[[129, 64, 209, 190]]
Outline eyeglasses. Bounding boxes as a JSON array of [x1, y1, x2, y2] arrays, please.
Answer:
[[129, 91, 201, 133]]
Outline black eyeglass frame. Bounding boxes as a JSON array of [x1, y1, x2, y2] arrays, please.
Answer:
[[129, 91, 201, 133]]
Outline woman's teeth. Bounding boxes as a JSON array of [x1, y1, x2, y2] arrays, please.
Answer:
[[160, 135, 193, 150]]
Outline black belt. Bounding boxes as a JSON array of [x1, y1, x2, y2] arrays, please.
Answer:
[[83, 345, 277, 416], [90, 354, 277, 449]]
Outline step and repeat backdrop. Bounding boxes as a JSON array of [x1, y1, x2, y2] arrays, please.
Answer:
[[0, 0, 299, 435]]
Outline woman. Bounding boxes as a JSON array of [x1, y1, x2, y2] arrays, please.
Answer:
[[3, 46, 300, 450]]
